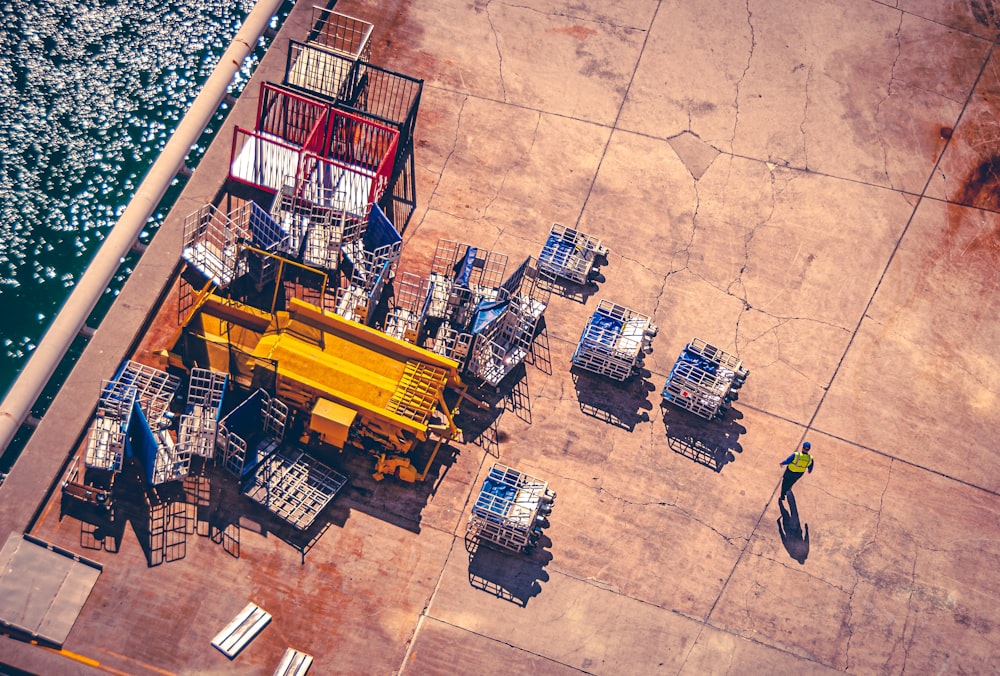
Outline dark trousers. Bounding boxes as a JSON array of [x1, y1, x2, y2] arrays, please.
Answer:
[[781, 468, 804, 497]]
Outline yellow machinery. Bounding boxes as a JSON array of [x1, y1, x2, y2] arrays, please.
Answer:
[[171, 292, 468, 482]]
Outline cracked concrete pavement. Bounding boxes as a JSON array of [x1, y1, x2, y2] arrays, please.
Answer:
[[4, 0, 1000, 673], [385, 0, 1000, 672]]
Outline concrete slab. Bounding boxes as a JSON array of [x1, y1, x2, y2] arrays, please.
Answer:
[[427, 536, 705, 673], [814, 195, 1000, 489], [710, 457, 1000, 673]]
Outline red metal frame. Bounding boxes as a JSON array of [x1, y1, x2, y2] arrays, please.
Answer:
[[228, 82, 399, 197]]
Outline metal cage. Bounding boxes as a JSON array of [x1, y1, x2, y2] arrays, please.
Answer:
[[571, 300, 656, 381], [538, 222, 608, 285], [467, 463, 555, 554], [661, 339, 748, 420]]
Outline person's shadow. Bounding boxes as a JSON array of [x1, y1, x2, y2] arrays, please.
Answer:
[[778, 491, 809, 564]]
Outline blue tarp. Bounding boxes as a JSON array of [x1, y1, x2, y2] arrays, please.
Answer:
[[540, 232, 575, 263], [454, 247, 478, 287], [128, 400, 158, 485], [471, 299, 507, 335], [363, 203, 401, 251], [678, 347, 717, 375], [584, 309, 623, 348], [248, 202, 285, 250], [219, 389, 266, 439]]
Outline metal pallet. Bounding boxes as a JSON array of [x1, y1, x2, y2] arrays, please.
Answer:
[[661, 339, 747, 420], [467, 463, 555, 554], [538, 223, 608, 284], [243, 448, 347, 531], [571, 300, 656, 381]]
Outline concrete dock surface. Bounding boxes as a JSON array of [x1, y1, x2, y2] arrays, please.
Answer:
[[2, 0, 999, 673]]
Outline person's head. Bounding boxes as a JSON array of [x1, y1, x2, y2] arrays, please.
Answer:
[[802, 441, 811, 452]]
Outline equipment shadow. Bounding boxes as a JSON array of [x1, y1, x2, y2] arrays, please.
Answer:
[[465, 534, 553, 607], [571, 366, 655, 431], [660, 405, 746, 472]]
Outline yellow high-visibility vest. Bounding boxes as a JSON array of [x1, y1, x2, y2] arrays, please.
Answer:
[[789, 451, 812, 473]]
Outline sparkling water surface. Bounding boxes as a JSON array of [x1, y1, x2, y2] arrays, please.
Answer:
[[0, 0, 281, 405]]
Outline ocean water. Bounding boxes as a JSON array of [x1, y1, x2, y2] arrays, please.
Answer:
[[0, 0, 285, 415]]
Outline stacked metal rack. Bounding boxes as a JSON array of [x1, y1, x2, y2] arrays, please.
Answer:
[[288, 9, 373, 101], [571, 300, 657, 381], [537, 223, 608, 285], [383, 271, 433, 343], [176, 368, 228, 460], [661, 338, 749, 420], [115, 361, 184, 486], [334, 203, 402, 325], [83, 378, 138, 474], [218, 389, 289, 478], [465, 257, 552, 388], [283, 14, 424, 231], [466, 463, 555, 554], [424, 239, 508, 364]]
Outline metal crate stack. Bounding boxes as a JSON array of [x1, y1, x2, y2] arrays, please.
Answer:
[[467, 463, 555, 554], [177, 368, 228, 460], [538, 223, 608, 284], [115, 361, 183, 485], [84, 379, 138, 473], [424, 239, 507, 362], [571, 299, 657, 381], [661, 338, 749, 420], [465, 256, 552, 388], [383, 271, 433, 343]]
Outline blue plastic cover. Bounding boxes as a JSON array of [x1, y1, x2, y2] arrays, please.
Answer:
[[454, 247, 478, 287], [540, 233, 575, 263], [471, 299, 507, 334], [248, 202, 285, 250], [128, 400, 157, 485], [363, 203, 401, 251], [220, 389, 266, 438], [679, 347, 717, 375], [584, 309, 623, 348]]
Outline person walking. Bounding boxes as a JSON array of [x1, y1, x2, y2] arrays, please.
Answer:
[[779, 441, 814, 499]]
